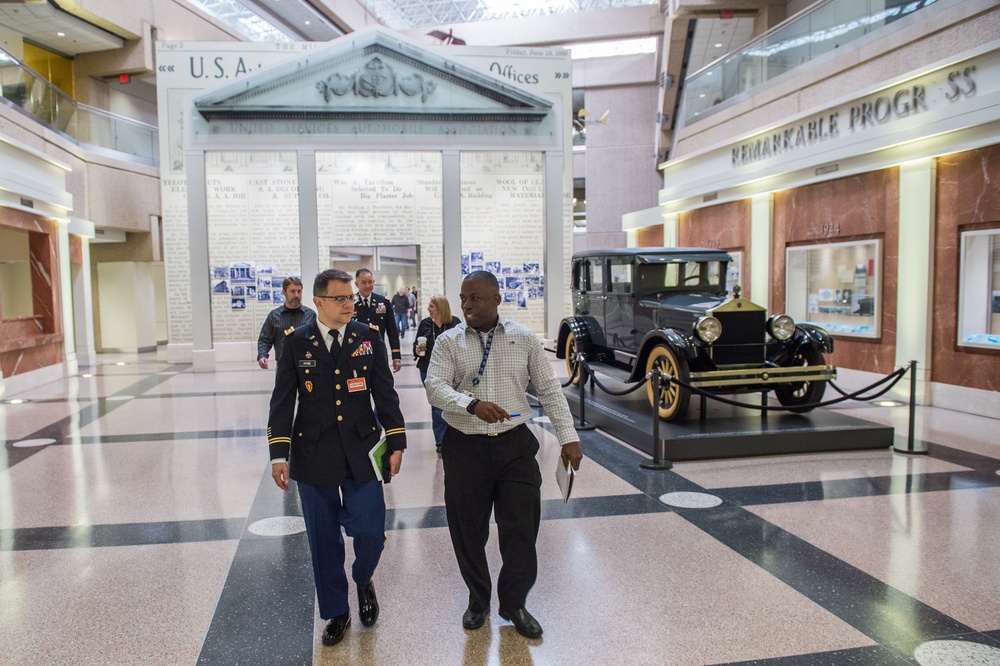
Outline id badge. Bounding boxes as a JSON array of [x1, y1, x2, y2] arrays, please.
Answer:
[[347, 377, 367, 392]]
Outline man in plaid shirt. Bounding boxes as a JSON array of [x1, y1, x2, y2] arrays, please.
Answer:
[[425, 271, 583, 639], [257, 277, 316, 369]]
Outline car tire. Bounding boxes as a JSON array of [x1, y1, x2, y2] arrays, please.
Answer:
[[773, 346, 827, 412], [564, 331, 588, 386], [645, 344, 691, 421]]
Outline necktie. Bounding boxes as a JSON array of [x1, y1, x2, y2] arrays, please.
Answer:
[[364, 298, 369, 309], [328, 329, 340, 357]]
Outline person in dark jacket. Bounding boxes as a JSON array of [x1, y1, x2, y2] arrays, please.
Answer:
[[413, 294, 461, 453], [268, 269, 406, 647]]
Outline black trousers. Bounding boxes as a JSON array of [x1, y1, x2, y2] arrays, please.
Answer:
[[442, 424, 542, 612]]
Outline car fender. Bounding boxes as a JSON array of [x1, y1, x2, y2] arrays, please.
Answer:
[[795, 323, 835, 354], [631, 329, 695, 382], [557, 317, 595, 359]]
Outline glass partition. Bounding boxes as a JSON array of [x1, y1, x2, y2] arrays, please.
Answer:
[[682, 0, 939, 122], [957, 229, 1000, 349], [785, 239, 881, 338], [0, 48, 157, 162]]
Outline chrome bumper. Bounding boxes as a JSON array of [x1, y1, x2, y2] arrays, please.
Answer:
[[688, 364, 837, 389]]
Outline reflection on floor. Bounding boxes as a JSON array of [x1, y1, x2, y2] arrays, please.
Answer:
[[2, 349, 999, 665]]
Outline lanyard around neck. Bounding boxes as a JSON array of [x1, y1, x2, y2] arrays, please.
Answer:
[[472, 328, 495, 386]]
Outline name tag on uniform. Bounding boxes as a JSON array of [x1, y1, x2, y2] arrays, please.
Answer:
[[298, 360, 317, 368], [347, 377, 367, 392]]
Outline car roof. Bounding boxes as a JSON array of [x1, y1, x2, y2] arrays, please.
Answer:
[[572, 247, 733, 263]]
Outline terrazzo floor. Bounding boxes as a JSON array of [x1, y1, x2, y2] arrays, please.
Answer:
[[2, 342, 999, 665]]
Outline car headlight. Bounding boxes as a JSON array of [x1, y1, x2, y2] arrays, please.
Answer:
[[694, 316, 722, 343], [767, 314, 796, 341]]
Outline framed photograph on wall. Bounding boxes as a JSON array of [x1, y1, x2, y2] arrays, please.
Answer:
[[785, 239, 881, 338]]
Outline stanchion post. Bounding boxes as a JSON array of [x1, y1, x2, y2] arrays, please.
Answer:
[[641, 370, 673, 470], [894, 360, 927, 455], [574, 353, 596, 432]]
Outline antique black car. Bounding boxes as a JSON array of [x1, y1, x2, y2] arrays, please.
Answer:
[[557, 248, 837, 420]]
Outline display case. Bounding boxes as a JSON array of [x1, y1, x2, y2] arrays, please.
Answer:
[[957, 229, 1000, 349], [785, 239, 881, 338]]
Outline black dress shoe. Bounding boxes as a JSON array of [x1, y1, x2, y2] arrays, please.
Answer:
[[462, 607, 487, 630], [322, 612, 351, 646], [358, 581, 379, 627], [499, 607, 542, 638]]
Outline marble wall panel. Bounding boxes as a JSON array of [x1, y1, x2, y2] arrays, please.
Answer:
[[636, 224, 663, 247], [933, 145, 1000, 391], [680, 199, 752, 291], [772, 169, 899, 373], [0, 206, 64, 378], [69, 235, 83, 265]]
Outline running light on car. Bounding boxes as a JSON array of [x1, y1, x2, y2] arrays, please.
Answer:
[[767, 314, 796, 340]]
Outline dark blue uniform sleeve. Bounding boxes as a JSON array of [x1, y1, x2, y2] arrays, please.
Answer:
[[368, 327, 406, 451], [266, 335, 298, 460]]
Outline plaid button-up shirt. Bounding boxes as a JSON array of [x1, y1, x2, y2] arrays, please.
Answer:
[[425, 317, 577, 445], [256, 304, 316, 362]]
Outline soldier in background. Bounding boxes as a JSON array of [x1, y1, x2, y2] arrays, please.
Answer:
[[353, 268, 402, 372]]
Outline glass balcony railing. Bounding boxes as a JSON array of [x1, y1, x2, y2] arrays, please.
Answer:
[[681, 0, 940, 124], [0, 48, 158, 164]]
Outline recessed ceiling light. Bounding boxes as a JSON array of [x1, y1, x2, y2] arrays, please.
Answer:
[[57, 32, 66, 37], [715, 43, 723, 48], [82, 373, 94, 378], [116, 362, 126, 366], [304, 20, 310, 24], [4, 398, 29, 404], [706, 71, 713, 76], [699, 93, 706, 98]]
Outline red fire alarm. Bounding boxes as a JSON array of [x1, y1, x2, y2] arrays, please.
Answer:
[[119, 73, 131, 84], [720, 9, 733, 18]]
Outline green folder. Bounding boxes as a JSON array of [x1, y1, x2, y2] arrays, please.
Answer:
[[369, 436, 389, 483]]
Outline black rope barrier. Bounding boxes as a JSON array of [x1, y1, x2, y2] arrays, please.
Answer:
[[583, 361, 653, 396]]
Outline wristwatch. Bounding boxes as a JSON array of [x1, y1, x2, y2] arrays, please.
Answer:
[[466, 398, 480, 414]]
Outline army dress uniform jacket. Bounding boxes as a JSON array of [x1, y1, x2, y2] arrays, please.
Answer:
[[353, 292, 401, 362], [267, 319, 406, 486]]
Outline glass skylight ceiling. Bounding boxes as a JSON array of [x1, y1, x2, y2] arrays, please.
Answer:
[[358, 0, 658, 30], [183, 0, 293, 42]]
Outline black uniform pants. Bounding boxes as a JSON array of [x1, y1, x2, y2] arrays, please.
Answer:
[[442, 424, 542, 613]]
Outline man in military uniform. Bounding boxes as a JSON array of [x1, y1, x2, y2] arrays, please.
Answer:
[[268, 268, 406, 647], [353, 268, 402, 373]]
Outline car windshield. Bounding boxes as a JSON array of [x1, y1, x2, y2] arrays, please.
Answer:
[[636, 260, 727, 295]]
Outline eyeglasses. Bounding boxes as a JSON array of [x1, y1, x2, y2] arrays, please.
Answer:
[[316, 295, 353, 305]]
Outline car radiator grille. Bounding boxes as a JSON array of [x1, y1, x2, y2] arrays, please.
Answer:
[[712, 310, 766, 366]]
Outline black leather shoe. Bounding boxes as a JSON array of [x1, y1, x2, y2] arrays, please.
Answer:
[[499, 607, 542, 638], [321, 612, 351, 646], [358, 581, 379, 627], [462, 607, 487, 630]]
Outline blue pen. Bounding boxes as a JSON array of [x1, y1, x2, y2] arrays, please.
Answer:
[[508, 413, 520, 418]]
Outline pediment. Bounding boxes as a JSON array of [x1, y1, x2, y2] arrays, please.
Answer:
[[193, 28, 553, 124]]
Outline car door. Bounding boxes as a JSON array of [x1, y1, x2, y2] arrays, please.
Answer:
[[604, 256, 635, 351], [573, 256, 607, 347]]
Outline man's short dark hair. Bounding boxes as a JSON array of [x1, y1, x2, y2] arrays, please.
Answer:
[[314, 269, 353, 296], [356, 268, 373, 279], [282, 276, 303, 291], [464, 270, 500, 294]]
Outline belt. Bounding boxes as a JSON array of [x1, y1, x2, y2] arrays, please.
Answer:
[[484, 424, 526, 438]]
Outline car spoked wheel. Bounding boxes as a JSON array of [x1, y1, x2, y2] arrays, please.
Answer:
[[564, 331, 588, 386], [773, 346, 827, 413], [645, 344, 690, 421]]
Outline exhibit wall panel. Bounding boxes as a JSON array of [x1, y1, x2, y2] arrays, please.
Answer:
[[772, 168, 899, 374], [679, 199, 751, 295], [460, 152, 546, 334], [636, 224, 663, 248], [933, 144, 1000, 390], [316, 152, 443, 307], [205, 152, 300, 343]]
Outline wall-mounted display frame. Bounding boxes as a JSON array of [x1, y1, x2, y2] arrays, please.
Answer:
[[957, 228, 1000, 350], [726, 249, 743, 295], [785, 238, 881, 338]]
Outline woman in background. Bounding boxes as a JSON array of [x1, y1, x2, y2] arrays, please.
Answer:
[[414, 294, 461, 454]]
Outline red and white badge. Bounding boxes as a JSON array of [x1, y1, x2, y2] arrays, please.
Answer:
[[346, 377, 367, 392]]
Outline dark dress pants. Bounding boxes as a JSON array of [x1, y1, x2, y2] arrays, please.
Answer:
[[442, 424, 542, 613], [298, 474, 386, 620]]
